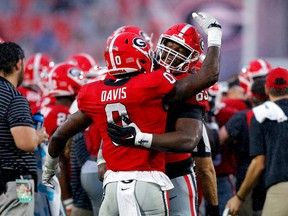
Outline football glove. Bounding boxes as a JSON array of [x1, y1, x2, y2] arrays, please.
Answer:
[[107, 116, 153, 148], [42, 153, 60, 189], [192, 12, 222, 47]]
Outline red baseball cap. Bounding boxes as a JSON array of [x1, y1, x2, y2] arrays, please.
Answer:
[[266, 67, 288, 89]]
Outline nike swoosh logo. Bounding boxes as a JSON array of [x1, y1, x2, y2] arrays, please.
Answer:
[[125, 134, 134, 139], [169, 195, 177, 200], [121, 188, 129, 191]]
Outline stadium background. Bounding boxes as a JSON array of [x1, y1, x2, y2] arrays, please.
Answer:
[[0, 0, 287, 81]]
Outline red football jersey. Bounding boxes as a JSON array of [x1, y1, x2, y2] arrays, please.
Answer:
[[215, 98, 248, 127], [40, 95, 56, 108], [17, 86, 42, 114], [41, 104, 70, 137], [84, 122, 102, 157], [77, 69, 176, 172], [165, 73, 209, 163], [177, 73, 210, 108]]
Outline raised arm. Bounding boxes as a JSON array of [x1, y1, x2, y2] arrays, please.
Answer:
[[164, 12, 221, 105]]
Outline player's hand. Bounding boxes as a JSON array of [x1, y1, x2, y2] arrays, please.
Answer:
[[107, 117, 137, 147], [98, 162, 106, 182], [42, 153, 60, 189], [192, 12, 222, 47], [107, 116, 153, 148]]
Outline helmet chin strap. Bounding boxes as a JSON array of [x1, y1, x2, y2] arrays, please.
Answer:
[[136, 59, 146, 73], [166, 61, 189, 74]]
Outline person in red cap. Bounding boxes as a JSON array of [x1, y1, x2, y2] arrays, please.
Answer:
[[226, 67, 288, 216]]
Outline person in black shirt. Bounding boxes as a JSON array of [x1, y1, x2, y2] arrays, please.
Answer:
[[0, 42, 48, 215], [226, 67, 288, 216]]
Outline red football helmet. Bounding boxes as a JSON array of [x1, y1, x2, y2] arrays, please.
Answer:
[[155, 23, 204, 73], [104, 32, 153, 76], [23, 53, 54, 90], [66, 53, 98, 72], [246, 58, 271, 78], [239, 59, 272, 94], [110, 25, 153, 49], [238, 69, 250, 94], [48, 63, 86, 97]]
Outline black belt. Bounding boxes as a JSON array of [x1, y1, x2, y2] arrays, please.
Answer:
[[0, 168, 37, 194], [165, 157, 193, 179], [0, 168, 34, 180]]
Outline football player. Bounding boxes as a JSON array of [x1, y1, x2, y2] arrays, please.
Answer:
[[41, 62, 87, 215], [238, 58, 272, 97], [43, 12, 221, 215], [17, 53, 54, 114], [155, 22, 218, 216], [109, 21, 219, 215]]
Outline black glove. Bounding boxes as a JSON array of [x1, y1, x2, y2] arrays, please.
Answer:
[[107, 123, 136, 146], [107, 116, 153, 148]]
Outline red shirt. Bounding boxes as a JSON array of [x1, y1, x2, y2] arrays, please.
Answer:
[[84, 122, 102, 157]]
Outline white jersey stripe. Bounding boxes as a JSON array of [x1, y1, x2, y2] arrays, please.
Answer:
[[109, 34, 120, 69]]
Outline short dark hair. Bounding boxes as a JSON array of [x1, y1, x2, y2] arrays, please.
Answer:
[[0, 42, 25, 75], [267, 87, 288, 97], [251, 77, 266, 97], [250, 77, 268, 105]]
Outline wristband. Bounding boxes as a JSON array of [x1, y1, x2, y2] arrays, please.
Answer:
[[46, 152, 59, 169], [208, 122, 219, 131], [135, 132, 153, 148], [63, 198, 73, 211], [207, 27, 222, 47], [97, 148, 106, 165], [97, 158, 106, 166], [236, 193, 245, 202]]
